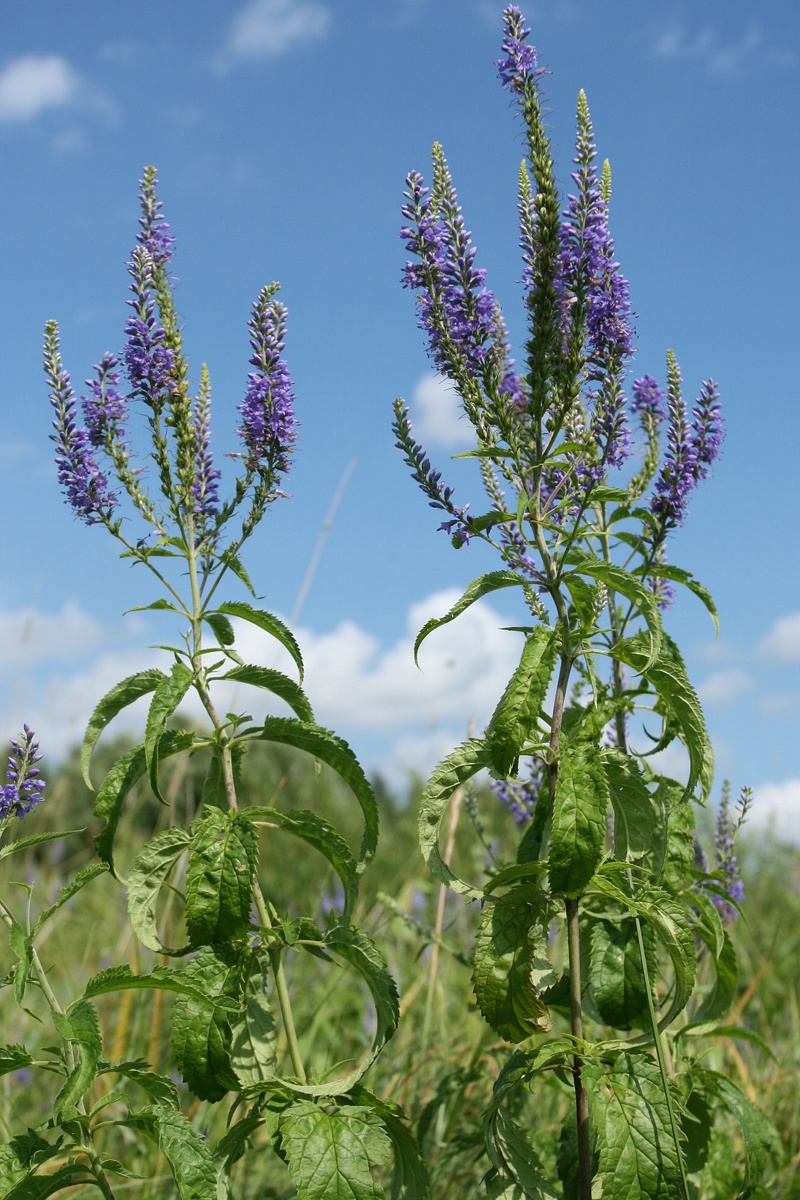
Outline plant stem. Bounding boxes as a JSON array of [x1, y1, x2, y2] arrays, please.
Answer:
[[566, 897, 592, 1200], [252, 882, 307, 1083]]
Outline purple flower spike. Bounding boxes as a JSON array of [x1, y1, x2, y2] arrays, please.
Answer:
[[651, 356, 724, 525], [137, 166, 175, 267], [124, 247, 174, 406], [496, 6, 543, 92], [1, 725, 45, 822], [631, 375, 666, 424], [238, 285, 297, 473], [710, 783, 751, 924], [45, 322, 117, 525], [491, 759, 543, 826], [691, 379, 723, 480], [192, 370, 221, 522], [82, 353, 127, 450]]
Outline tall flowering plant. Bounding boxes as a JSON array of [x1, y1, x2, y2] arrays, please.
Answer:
[[396, 8, 771, 1197], [0, 169, 429, 1199]]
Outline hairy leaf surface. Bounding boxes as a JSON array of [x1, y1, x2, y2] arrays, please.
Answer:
[[472, 889, 552, 1042], [81, 667, 166, 787], [280, 1101, 392, 1200], [486, 626, 557, 776], [185, 808, 257, 946], [549, 743, 608, 897]]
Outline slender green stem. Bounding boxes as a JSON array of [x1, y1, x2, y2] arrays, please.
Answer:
[[566, 898, 592, 1200], [252, 883, 307, 1083]]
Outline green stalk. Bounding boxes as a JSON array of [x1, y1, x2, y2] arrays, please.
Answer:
[[252, 883, 307, 1083]]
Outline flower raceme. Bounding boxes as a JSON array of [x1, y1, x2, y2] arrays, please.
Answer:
[[1, 726, 45, 823], [45, 168, 297, 555]]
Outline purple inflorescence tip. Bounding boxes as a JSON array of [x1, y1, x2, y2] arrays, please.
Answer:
[[1, 725, 45, 821]]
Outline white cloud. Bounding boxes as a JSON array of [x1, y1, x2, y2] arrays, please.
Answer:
[[758, 612, 800, 662], [0, 603, 138, 670], [653, 21, 794, 75], [410, 373, 474, 451], [697, 669, 755, 708], [750, 779, 800, 844], [225, 0, 331, 62], [0, 55, 80, 122]]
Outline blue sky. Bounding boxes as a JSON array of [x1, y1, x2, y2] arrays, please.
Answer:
[[2, 0, 800, 837]]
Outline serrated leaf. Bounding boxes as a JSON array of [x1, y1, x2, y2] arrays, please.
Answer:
[[0, 1044, 34, 1076], [255, 719, 378, 871], [485, 1108, 560, 1199], [418, 738, 494, 900], [0, 829, 86, 862], [650, 782, 695, 894], [93, 730, 195, 873], [100, 1060, 181, 1108], [602, 750, 655, 861], [413, 571, 528, 666], [695, 928, 739, 1023], [486, 626, 557, 776], [172, 946, 240, 1102], [349, 1087, 431, 1200], [82, 963, 228, 1008], [204, 611, 235, 646], [145, 661, 193, 801], [280, 1101, 392, 1200], [590, 919, 656, 1030], [693, 1068, 775, 1197], [216, 601, 304, 680], [33, 863, 108, 935], [611, 632, 711, 798], [81, 668, 166, 788], [4, 1161, 95, 1199], [565, 550, 662, 669], [53, 1000, 101, 1118], [584, 1054, 681, 1200], [126, 828, 192, 953], [472, 888, 552, 1042], [642, 562, 719, 635], [8, 919, 32, 1010], [229, 956, 277, 1086], [222, 664, 313, 721], [549, 743, 608, 897], [185, 809, 257, 946], [0, 1131, 53, 1193], [132, 1104, 218, 1200], [247, 806, 359, 920]]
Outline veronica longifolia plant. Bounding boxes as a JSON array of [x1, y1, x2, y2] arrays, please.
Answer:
[[0, 168, 429, 1199], [396, 8, 771, 1197]]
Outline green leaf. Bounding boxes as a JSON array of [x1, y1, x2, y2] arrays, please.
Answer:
[[229, 955, 277, 1086], [4, 1161, 95, 1199], [602, 750, 655, 862], [126, 828, 192, 953], [565, 550, 662, 669], [0, 1044, 34, 1076], [81, 667, 166, 788], [549, 743, 608, 897], [0, 830, 85, 862], [0, 1132, 53, 1194], [53, 1000, 101, 1118], [247, 806, 359, 920], [695, 928, 739, 1023], [216, 601, 304, 680], [131, 1104, 218, 1200], [185, 809, 257, 946], [324, 923, 400, 1050], [418, 738, 494, 899], [171, 946, 240, 1102], [100, 1060, 180, 1108], [33, 863, 109, 935], [82, 963, 233, 1009], [485, 1108, 560, 1199], [223, 664, 314, 721], [649, 782, 695, 894], [8, 919, 32, 1010], [611, 632, 711, 798], [486, 626, 557, 775], [584, 1054, 681, 1199], [93, 731, 195, 872], [349, 1087, 431, 1200], [641, 562, 719, 635], [280, 1101, 392, 1200], [472, 888, 552, 1042], [693, 1069, 775, 1197], [145, 662, 193, 801], [413, 571, 528, 666], [255, 719, 378, 871], [204, 611, 235, 646], [590, 919, 656, 1030]]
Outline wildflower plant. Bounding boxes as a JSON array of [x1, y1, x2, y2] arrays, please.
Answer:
[[396, 7, 772, 1197], [0, 169, 428, 1199]]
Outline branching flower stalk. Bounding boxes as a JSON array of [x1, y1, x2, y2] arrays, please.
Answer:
[[398, 7, 764, 1198]]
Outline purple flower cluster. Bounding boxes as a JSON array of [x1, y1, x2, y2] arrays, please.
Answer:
[[124, 246, 175, 406], [651, 357, 724, 525], [1, 726, 45, 822], [496, 5, 545, 92], [137, 166, 175, 268], [82, 353, 127, 450], [709, 784, 751, 924], [46, 322, 117, 525], [631, 374, 666, 425], [491, 760, 543, 826], [401, 159, 498, 380], [237, 285, 297, 473], [392, 401, 476, 544]]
